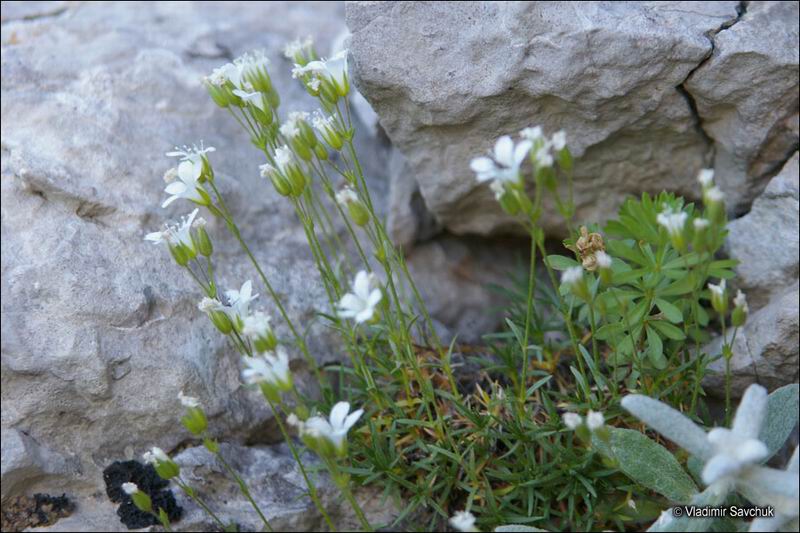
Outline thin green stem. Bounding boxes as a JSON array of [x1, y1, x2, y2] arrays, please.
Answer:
[[175, 478, 227, 530], [213, 451, 273, 532]]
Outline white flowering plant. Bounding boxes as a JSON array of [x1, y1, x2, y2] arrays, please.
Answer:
[[138, 38, 798, 533]]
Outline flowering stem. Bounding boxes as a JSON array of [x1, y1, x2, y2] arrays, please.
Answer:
[[267, 397, 337, 531], [519, 223, 538, 409], [174, 478, 227, 530], [205, 180, 329, 398], [212, 450, 273, 532], [325, 458, 373, 532]]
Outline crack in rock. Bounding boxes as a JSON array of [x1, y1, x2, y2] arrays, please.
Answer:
[[676, 1, 749, 164]]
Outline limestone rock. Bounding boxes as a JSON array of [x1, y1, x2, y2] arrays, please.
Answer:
[[0, 0, 356, 506], [704, 283, 800, 397], [347, 1, 798, 238], [686, 1, 800, 210], [725, 152, 800, 310]]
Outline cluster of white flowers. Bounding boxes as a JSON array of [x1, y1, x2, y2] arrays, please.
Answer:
[[292, 50, 349, 97], [656, 206, 688, 237], [205, 50, 270, 90], [338, 270, 382, 324], [563, 410, 604, 431]]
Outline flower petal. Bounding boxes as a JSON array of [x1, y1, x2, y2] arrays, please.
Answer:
[[343, 408, 363, 431], [732, 384, 768, 440], [329, 401, 350, 430]]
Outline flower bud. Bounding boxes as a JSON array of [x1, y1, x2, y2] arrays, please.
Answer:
[[131, 491, 153, 513], [194, 226, 213, 257], [154, 459, 180, 480], [290, 137, 313, 162], [732, 289, 748, 327], [270, 172, 292, 197], [209, 310, 233, 334], [203, 438, 220, 454], [168, 243, 191, 266], [267, 88, 280, 110], [595, 251, 613, 285], [314, 143, 329, 160], [181, 406, 208, 436], [692, 217, 710, 252], [708, 280, 727, 315], [561, 266, 590, 302], [287, 165, 307, 197]]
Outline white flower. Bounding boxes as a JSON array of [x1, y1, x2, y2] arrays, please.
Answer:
[[470, 135, 532, 185], [225, 280, 258, 321], [302, 401, 363, 453], [697, 168, 715, 188], [708, 279, 726, 300], [178, 390, 200, 408], [561, 266, 583, 286], [242, 311, 272, 339], [204, 65, 228, 87], [163, 167, 178, 184], [273, 145, 294, 173], [166, 143, 216, 164], [734, 289, 748, 314], [283, 37, 313, 59], [143, 447, 169, 465], [198, 297, 224, 314], [241, 347, 291, 389], [693, 218, 710, 230], [627, 499, 637, 511], [520, 126, 543, 141], [586, 410, 604, 430], [595, 250, 612, 269], [551, 130, 567, 151], [338, 271, 382, 324], [121, 482, 139, 495], [449, 510, 478, 532], [232, 87, 268, 112], [161, 158, 207, 208], [145, 208, 199, 249], [563, 412, 583, 429], [213, 50, 270, 89], [489, 179, 506, 200], [705, 185, 725, 203], [294, 50, 348, 92], [259, 163, 276, 179], [307, 77, 321, 92], [533, 144, 554, 167], [656, 208, 688, 237], [702, 385, 769, 486], [287, 413, 302, 428], [335, 187, 358, 206]]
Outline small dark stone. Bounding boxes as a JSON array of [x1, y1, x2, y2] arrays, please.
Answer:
[[102, 460, 168, 503], [103, 460, 182, 529]]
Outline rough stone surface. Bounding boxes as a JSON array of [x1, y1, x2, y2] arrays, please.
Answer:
[[0, 0, 356, 501], [0, 0, 516, 523], [347, 1, 799, 238], [686, 1, 800, 211], [31, 443, 398, 532], [725, 152, 799, 310], [704, 282, 800, 397]]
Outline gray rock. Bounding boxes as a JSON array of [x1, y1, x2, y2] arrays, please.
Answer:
[[1, 429, 80, 503], [0, 0, 354, 507], [685, 1, 800, 210], [347, 1, 798, 238], [725, 152, 799, 310], [29, 442, 397, 532], [704, 283, 800, 397]]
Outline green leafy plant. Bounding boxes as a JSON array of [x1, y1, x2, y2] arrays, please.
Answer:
[[137, 38, 797, 533]]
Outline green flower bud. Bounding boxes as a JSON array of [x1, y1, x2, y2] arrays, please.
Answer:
[[253, 332, 278, 353], [298, 121, 317, 148], [259, 382, 281, 404], [194, 227, 213, 257], [291, 137, 313, 162], [209, 310, 233, 334], [314, 143, 329, 160], [252, 105, 273, 127], [203, 438, 220, 454], [708, 280, 727, 315], [267, 88, 280, 110], [206, 83, 231, 108], [347, 200, 370, 226], [131, 491, 153, 513], [732, 289, 748, 327], [181, 406, 208, 436], [558, 147, 573, 172], [287, 165, 307, 197], [155, 460, 180, 480], [269, 172, 292, 197]]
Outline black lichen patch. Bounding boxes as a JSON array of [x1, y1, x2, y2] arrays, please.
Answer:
[[102, 460, 182, 529], [1, 493, 75, 532]]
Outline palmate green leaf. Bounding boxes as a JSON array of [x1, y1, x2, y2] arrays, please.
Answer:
[[657, 273, 697, 296], [650, 320, 686, 340], [655, 298, 683, 323], [546, 254, 580, 270], [593, 428, 697, 503], [759, 383, 800, 460]]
